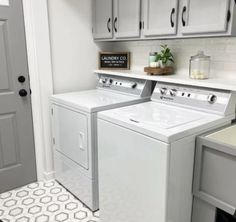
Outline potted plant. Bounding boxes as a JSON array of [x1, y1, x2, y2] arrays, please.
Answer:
[[157, 45, 174, 68]]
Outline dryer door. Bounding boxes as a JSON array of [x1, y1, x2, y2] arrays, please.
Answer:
[[52, 104, 89, 170]]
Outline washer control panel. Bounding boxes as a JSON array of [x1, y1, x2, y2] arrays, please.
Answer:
[[156, 86, 221, 104], [153, 82, 235, 115]]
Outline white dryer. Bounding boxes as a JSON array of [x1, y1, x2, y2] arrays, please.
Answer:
[[97, 82, 236, 222], [51, 74, 154, 211]]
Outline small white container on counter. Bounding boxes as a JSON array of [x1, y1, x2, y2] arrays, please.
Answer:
[[149, 52, 159, 67]]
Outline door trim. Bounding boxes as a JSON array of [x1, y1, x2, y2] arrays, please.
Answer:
[[22, 0, 54, 181]]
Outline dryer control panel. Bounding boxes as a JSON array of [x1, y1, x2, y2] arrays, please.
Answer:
[[152, 82, 236, 116], [97, 74, 155, 98]]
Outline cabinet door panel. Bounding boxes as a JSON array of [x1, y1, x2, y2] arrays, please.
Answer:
[[114, 0, 141, 39], [181, 0, 230, 35], [93, 0, 113, 39], [143, 0, 178, 37]]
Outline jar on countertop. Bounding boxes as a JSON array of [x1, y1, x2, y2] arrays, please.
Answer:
[[149, 52, 158, 68], [189, 51, 211, 80]]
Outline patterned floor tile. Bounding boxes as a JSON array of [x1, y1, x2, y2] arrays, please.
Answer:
[[0, 180, 100, 222]]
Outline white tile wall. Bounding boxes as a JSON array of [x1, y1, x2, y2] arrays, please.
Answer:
[[111, 38, 236, 79]]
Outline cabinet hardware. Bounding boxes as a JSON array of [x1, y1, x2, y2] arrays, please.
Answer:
[[107, 18, 111, 32], [227, 10, 231, 23], [114, 17, 118, 32], [143, 21, 144, 29], [51, 108, 53, 115], [182, 6, 187, 27], [139, 21, 142, 30], [170, 8, 175, 28]]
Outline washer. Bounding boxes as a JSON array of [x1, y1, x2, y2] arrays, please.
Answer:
[[50, 74, 154, 211], [97, 82, 236, 222]]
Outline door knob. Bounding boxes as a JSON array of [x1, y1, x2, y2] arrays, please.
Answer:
[[18, 76, 26, 83], [19, 89, 28, 97]]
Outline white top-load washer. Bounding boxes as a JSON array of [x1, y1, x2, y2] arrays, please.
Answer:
[[50, 74, 154, 211], [97, 82, 236, 222]]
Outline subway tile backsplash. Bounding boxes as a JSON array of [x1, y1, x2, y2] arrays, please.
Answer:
[[110, 38, 236, 79]]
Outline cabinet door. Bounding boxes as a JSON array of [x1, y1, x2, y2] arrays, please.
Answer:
[[143, 0, 178, 37], [181, 0, 230, 35], [114, 0, 141, 39], [93, 0, 113, 39]]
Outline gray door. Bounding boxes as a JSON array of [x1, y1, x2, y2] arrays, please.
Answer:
[[0, 0, 37, 193]]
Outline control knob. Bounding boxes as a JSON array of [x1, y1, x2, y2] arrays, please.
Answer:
[[132, 83, 137, 89], [160, 87, 167, 95], [170, 89, 177, 97], [207, 94, 217, 104], [102, 79, 107, 84]]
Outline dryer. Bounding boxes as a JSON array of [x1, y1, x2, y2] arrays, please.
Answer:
[[97, 82, 236, 222], [51, 74, 154, 211]]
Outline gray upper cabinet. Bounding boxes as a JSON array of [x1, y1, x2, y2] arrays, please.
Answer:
[[92, 0, 236, 41], [113, 0, 141, 39], [92, 0, 113, 40], [143, 0, 178, 37], [180, 0, 231, 35]]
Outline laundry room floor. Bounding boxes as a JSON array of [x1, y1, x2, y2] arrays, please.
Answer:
[[0, 180, 100, 222]]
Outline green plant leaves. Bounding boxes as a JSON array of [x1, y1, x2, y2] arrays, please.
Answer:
[[158, 45, 174, 65]]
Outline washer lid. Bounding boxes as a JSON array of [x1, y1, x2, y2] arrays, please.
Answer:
[[98, 102, 232, 143], [128, 103, 203, 129], [51, 89, 144, 113]]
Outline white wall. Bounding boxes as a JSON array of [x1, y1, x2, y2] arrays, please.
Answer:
[[48, 0, 110, 94], [111, 38, 236, 79], [46, 0, 112, 179]]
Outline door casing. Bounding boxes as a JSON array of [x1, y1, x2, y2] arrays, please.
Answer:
[[22, 0, 54, 181]]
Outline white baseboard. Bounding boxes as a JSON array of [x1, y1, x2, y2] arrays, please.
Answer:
[[43, 171, 55, 181]]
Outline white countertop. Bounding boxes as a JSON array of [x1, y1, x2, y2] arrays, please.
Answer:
[[94, 69, 236, 91]]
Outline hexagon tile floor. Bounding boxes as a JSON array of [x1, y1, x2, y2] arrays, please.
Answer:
[[0, 180, 100, 222]]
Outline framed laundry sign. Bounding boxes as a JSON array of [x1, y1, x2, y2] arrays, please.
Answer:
[[99, 52, 130, 70]]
